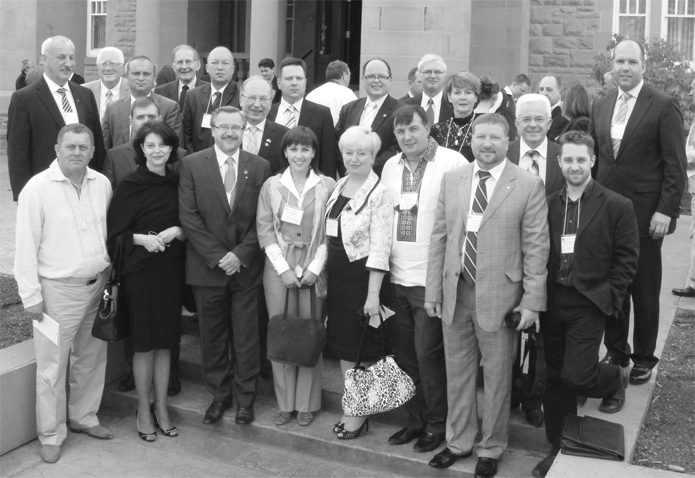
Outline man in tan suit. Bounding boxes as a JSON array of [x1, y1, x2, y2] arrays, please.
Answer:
[[425, 113, 549, 478]]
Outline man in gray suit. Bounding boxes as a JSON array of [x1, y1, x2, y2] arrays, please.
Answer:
[[425, 113, 549, 478], [83, 47, 130, 119]]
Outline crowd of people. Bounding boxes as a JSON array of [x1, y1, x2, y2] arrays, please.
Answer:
[[9, 34, 688, 478]]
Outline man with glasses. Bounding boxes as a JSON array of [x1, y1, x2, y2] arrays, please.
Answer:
[[179, 106, 271, 426], [406, 54, 452, 125], [83, 47, 130, 119], [155, 45, 209, 108], [183, 46, 240, 153], [335, 58, 402, 176]]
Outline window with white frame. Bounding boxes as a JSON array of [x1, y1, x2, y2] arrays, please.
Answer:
[[664, 0, 695, 61], [87, 0, 107, 56], [613, 0, 649, 40]]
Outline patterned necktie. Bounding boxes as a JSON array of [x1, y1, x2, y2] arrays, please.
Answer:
[[612, 92, 630, 157], [527, 150, 540, 176], [224, 156, 236, 210], [360, 101, 377, 127], [426, 98, 435, 125], [285, 106, 297, 129], [179, 84, 189, 109], [208, 91, 221, 114], [105, 89, 113, 107], [245, 125, 259, 155], [463, 170, 491, 285], [57, 88, 73, 113]]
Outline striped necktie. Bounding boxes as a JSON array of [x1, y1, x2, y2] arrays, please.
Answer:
[[526, 150, 540, 176], [463, 170, 491, 285], [57, 88, 73, 113], [360, 101, 377, 127], [285, 106, 297, 129], [612, 93, 630, 157]]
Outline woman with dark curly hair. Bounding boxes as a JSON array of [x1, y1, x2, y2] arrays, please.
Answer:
[[107, 121, 186, 442], [560, 83, 591, 135], [474, 75, 517, 140]]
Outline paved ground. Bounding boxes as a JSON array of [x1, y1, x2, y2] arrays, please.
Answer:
[[0, 155, 15, 275]]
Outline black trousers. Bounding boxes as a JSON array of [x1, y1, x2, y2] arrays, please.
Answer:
[[391, 284, 448, 435], [511, 333, 542, 410], [542, 285, 621, 447], [604, 236, 662, 369]]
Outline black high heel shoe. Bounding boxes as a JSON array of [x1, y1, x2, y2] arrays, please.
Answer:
[[136, 409, 156, 442], [332, 421, 345, 434], [151, 403, 179, 437], [337, 417, 369, 440]]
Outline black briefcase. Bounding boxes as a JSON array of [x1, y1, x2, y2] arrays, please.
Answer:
[[561, 414, 625, 461]]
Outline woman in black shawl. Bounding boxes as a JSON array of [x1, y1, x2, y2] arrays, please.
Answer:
[[107, 122, 185, 442]]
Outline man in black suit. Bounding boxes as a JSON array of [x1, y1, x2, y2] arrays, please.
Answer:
[[7, 35, 105, 200], [405, 54, 452, 125], [399, 67, 423, 101], [267, 57, 341, 178], [179, 106, 271, 426], [588, 39, 686, 386], [335, 58, 401, 176], [259, 58, 282, 104], [154, 45, 208, 108], [507, 93, 564, 428], [539, 75, 568, 142], [182, 46, 240, 153], [239, 76, 289, 174], [531, 131, 639, 478]]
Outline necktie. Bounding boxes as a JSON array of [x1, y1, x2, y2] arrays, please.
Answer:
[[179, 84, 189, 109], [224, 156, 236, 210], [245, 125, 259, 155], [527, 150, 540, 176], [57, 88, 73, 113], [285, 106, 297, 129], [426, 98, 435, 125], [463, 170, 491, 285], [105, 89, 113, 107], [360, 101, 377, 127], [612, 92, 630, 157], [208, 91, 221, 114]]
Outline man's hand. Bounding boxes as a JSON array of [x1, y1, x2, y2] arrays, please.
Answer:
[[218, 252, 241, 275], [514, 306, 539, 333], [425, 301, 442, 318], [26, 302, 44, 321], [649, 212, 670, 240]]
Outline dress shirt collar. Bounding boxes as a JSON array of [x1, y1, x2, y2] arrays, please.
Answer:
[[281, 97, 303, 114], [473, 158, 507, 183], [103, 78, 122, 94], [619, 79, 644, 100], [180, 77, 198, 89], [211, 82, 228, 97], [400, 137, 438, 165], [279, 168, 321, 199], [48, 159, 98, 184], [520, 138, 549, 160], [246, 118, 266, 133], [214, 144, 239, 168], [44, 73, 69, 91], [131, 92, 153, 103], [365, 93, 388, 110], [422, 90, 443, 107]]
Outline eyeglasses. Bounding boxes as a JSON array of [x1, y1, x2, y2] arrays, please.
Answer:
[[98, 62, 123, 69], [241, 94, 271, 104], [213, 125, 244, 132], [420, 70, 445, 77], [364, 75, 391, 82]]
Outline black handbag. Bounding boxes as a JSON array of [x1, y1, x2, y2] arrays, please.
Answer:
[[561, 414, 625, 461], [91, 235, 129, 342], [267, 285, 326, 368]]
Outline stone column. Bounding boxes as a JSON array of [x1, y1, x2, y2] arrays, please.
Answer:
[[135, 0, 161, 67], [249, 0, 281, 76]]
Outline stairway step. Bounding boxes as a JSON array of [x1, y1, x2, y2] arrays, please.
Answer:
[[102, 377, 546, 478]]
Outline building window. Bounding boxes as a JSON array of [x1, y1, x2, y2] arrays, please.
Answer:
[[87, 0, 107, 56], [614, 0, 649, 40], [664, 0, 695, 61], [286, 0, 294, 54]]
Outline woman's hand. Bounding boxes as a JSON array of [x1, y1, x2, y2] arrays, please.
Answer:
[[133, 233, 165, 253], [363, 292, 380, 318], [299, 271, 318, 287], [157, 226, 183, 244], [280, 270, 302, 288]]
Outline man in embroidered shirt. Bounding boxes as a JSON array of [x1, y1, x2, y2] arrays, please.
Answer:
[[14, 123, 114, 464], [382, 105, 467, 453]]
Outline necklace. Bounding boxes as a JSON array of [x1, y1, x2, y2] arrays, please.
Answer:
[[292, 175, 307, 194], [444, 115, 474, 153]]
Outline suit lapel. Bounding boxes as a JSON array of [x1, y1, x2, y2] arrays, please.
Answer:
[[117, 98, 131, 143], [480, 163, 515, 228], [69, 84, 88, 123], [199, 84, 212, 113], [617, 86, 652, 159], [298, 100, 312, 126], [601, 90, 619, 161], [126, 143, 137, 170], [222, 83, 236, 106], [36, 79, 66, 128], [203, 150, 231, 215], [231, 153, 250, 216], [458, 166, 473, 248], [350, 98, 366, 126], [371, 96, 395, 131], [545, 144, 561, 191], [576, 184, 604, 238], [550, 195, 563, 256]]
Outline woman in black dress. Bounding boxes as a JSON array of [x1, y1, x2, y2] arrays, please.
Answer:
[[430, 72, 481, 161], [107, 122, 185, 442]]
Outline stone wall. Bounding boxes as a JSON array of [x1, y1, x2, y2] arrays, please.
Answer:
[[109, 0, 137, 61]]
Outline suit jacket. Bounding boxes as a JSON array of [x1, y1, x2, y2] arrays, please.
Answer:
[[103, 142, 187, 189], [154, 79, 210, 104], [178, 147, 271, 288], [335, 95, 402, 176], [247, 120, 289, 175], [547, 105, 569, 142], [405, 93, 453, 123], [268, 99, 341, 178], [83, 79, 131, 117], [507, 139, 564, 195], [102, 93, 182, 149], [182, 82, 240, 153], [425, 161, 549, 331], [7, 77, 106, 200], [588, 84, 686, 237], [547, 181, 639, 317]]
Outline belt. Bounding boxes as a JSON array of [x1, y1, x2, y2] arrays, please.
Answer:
[[51, 274, 101, 285]]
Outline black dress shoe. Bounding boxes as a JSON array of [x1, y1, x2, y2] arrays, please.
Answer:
[[414, 432, 445, 453], [235, 404, 255, 425], [525, 408, 544, 427], [600, 355, 630, 368], [474, 457, 498, 478], [388, 427, 423, 445], [428, 447, 472, 469], [630, 364, 652, 385], [672, 286, 695, 297], [167, 377, 181, 397], [599, 367, 629, 414], [203, 400, 231, 424], [119, 373, 135, 392]]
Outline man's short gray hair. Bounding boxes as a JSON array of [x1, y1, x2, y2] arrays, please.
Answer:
[[96, 47, 125, 64], [241, 75, 273, 94], [516, 93, 552, 119], [418, 54, 447, 73], [41, 36, 75, 55]]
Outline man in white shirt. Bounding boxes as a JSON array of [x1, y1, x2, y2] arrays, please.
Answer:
[[306, 60, 357, 126], [83, 47, 130, 119], [405, 54, 452, 124], [382, 104, 466, 453], [15, 123, 114, 464], [155, 45, 209, 108]]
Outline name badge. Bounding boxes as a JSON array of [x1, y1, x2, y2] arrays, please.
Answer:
[[281, 204, 303, 226], [201, 113, 212, 129], [400, 192, 418, 211], [64, 112, 79, 125], [326, 218, 339, 237], [561, 235, 576, 254], [467, 213, 483, 233]]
